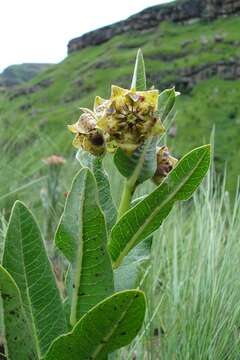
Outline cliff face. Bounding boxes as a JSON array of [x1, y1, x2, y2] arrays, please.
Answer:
[[68, 0, 240, 53]]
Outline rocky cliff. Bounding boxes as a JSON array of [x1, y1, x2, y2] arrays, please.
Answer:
[[68, 0, 240, 53]]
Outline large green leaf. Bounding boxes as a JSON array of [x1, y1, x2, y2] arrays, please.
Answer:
[[131, 48, 146, 91], [114, 237, 152, 291], [0, 265, 38, 360], [114, 137, 158, 185], [55, 168, 114, 325], [76, 150, 117, 232], [109, 145, 211, 268], [2, 201, 67, 356], [45, 290, 146, 360]]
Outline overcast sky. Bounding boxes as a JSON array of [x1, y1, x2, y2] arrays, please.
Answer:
[[0, 0, 172, 72]]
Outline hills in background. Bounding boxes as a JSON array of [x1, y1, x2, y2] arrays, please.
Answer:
[[0, 0, 240, 211], [0, 63, 53, 87]]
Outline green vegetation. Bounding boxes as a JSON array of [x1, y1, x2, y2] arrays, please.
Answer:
[[117, 170, 240, 359], [0, 51, 211, 359], [0, 8, 239, 353], [0, 63, 53, 86], [0, 14, 239, 214], [0, 17, 240, 217]]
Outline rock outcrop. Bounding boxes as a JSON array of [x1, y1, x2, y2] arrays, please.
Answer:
[[68, 0, 240, 53], [149, 59, 240, 91]]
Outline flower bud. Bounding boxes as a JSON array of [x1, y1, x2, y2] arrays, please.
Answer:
[[68, 109, 106, 156], [152, 146, 178, 185]]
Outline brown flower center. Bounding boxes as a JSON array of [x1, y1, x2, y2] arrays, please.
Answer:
[[90, 133, 105, 146]]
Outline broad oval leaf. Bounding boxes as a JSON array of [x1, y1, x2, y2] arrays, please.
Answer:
[[45, 290, 146, 360], [2, 201, 67, 356], [55, 168, 114, 325], [114, 137, 158, 185], [76, 150, 117, 232], [0, 265, 38, 360], [131, 48, 146, 91], [109, 145, 211, 268]]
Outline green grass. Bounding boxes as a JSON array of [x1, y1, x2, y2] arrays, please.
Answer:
[[0, 63, 53, 86], [116, 168, 240, 359]]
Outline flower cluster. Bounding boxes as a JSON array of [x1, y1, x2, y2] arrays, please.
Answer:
[[68, 85, 165, 156], [152, 146, 178, 185]]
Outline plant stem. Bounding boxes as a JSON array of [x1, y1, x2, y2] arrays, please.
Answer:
[[117, 180, 134, 220]]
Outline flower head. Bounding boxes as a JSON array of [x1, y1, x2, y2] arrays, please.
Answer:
[[68, 108, 106, 156], [152, 146, 178, 185], [96, 85, 165, 154]]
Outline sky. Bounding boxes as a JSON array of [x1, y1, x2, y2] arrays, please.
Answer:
[[0, 0, 172, 73]]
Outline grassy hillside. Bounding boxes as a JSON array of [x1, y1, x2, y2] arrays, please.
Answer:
[[0, 63, 53, 87], [0, 15, 239, 213]]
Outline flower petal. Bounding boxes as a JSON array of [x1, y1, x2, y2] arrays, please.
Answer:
[[79, 107, 96, 118], [111, 85, 128, 98], [94, 96, 106, 109], [68, 123, 79, 133], [127, 92, 141, 102], [139, 89, 159, 110], [72, 134, 83, 148]]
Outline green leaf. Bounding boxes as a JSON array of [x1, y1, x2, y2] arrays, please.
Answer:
[[76, 150, 117, 232], [2, 201, 67, 357], [55, 168, 114, 325], [131, 48, 146, 91], [158, 87, 179, 122], [114, 237, 152, 291], [109, 145, 211, 268], [0, 265, 38, 360], [114, 137, 158, 186], [44, 290, 146, 360], [115, 196, 152, 291], [62, 297, 71, 331]]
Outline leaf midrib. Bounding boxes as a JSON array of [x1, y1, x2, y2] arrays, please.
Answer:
[[69, 172, 86, 327], [0, 265, 39, 360], [91, 295, 137, 358], [17, 207, 41, 358], [112, 149, 207, 267]]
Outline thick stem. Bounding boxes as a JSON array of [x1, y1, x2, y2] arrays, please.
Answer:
[[117, 180, 135, 220]]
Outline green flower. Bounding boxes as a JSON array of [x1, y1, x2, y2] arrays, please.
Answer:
[[96, 85, 165, 154], [152, 146, 178, 185], [68, 108, 105, 156]]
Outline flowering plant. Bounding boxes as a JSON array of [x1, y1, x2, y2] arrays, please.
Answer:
[[0, 50, 210, 360]]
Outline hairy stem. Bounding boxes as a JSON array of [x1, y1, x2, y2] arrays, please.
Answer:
[[117, 180, 135, 220]]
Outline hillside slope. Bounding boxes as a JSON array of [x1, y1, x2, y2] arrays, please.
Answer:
[[0, 8, 239, 210], [0, 63, 53, 87]]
